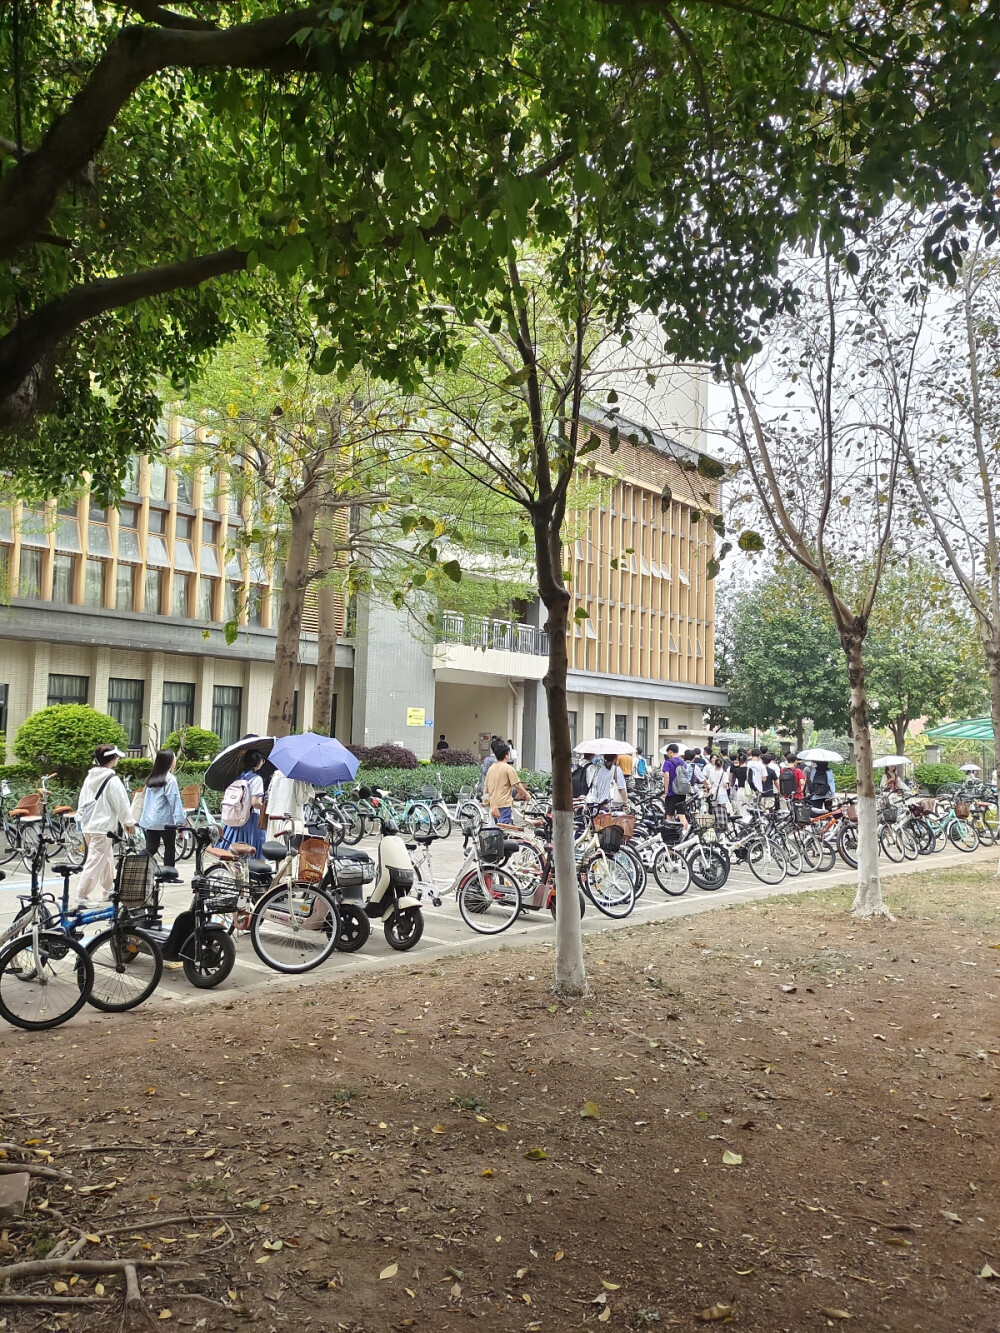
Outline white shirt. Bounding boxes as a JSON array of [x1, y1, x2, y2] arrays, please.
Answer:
[[704, 765, 729, 803], [747, 759, 767, 794], [77, 765, 134, 833], [266, 774, 315, 823], [587, 763, 613, 804]]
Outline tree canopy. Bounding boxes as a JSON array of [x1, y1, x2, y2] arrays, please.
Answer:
[[3, 0, 1000, 496]]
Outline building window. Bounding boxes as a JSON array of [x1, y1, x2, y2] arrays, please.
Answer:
[[48, 674, 88, 706], [615, 714, 627, 742], [637, 716, 648, 754], [108, 678, 144, 749], [175, 514, 193, 539], [19, 548, 44, 600], [87, 517, 112, 558], [212, 685, 243, 748], [115, 563, 135, 611], [658, 716, 669, 731], [122, 458, 141, 496], [594, 712, 605, 740], [84, 559, 106, 608], [148, 508, 167, 534], [161, 681, 195, 737], [0, 683, 7, 740], [172, 573, 191, 618], [247, 585, 264, 627], [198, 578, 217, 622], [52, 554, 75, 603], [144, 567, 163, 614], [224, 581, 242, 623], [149, 460, 168, 501], [567, 709, 578, 751]]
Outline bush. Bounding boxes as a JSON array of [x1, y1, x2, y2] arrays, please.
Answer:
[[164, 726, 221, 761], [913, 762, 965, 795], [436, 747, 479, 766], [117, 757, 154, 780], [350, 762, 549, 802], [14, 705, 128, 781], [348, 742, 419, 769], [831, 763, 856, 790]]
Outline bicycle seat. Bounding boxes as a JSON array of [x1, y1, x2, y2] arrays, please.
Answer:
[[261, 840, 291, 863], [51, 862, 83, 876], [228, 842, 257, 856], [248, 859, 272, 876], [12, 813, 41, 823], [335, 847, 372, 863], [53, 805, 75, 815], [207, 847, 235, 861], [411, 833, 438, 846]]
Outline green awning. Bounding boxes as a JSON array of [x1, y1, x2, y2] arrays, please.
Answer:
[[924, 718, 996, 741]]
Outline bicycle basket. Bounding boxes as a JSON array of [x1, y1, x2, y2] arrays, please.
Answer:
[[116, 852, 155, 907], [954, 800, 971, 819], [793, 802, 813, 825], [593, 811, 636, 840], [297, 837, 330, 884], [661, 821, 684, 846], [843, 803, 858, 823], [695, 811, 715, 829], [597, 824, 625, 855], [419, 785, 439, 800], [881, 804, 899, 824], [11, 793, 41, 818], [180, 783, 202, 811], [479, 828, 506, 863]]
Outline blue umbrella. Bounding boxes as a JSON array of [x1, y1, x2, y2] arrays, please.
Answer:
[[268, 732, 360, 786]]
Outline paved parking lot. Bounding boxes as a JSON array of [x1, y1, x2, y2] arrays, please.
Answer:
[[1, 833, 993, 1020]]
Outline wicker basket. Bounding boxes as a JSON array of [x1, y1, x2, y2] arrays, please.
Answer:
[[297, 837, 330, 884], [954, 800, 971, 819], [180, 783, 202, 811], [597, 824, 625, 855], [11, 793, 41, 818], [843, 803, 858, 823], [594, 811, 637, 840]]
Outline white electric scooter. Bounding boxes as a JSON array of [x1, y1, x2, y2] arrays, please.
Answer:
[[330, 808, 424, 951]]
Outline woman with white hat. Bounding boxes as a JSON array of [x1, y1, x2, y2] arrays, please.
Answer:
[[75, 743, 136, 903]]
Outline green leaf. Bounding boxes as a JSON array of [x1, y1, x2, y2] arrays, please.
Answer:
[[737, 530, 765, 551], [697, 456, 726, 480], [574, 606, 590, 620], [442, 559, 462, 583]]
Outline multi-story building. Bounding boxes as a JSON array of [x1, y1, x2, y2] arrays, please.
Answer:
[[0, 380, 725, 767]]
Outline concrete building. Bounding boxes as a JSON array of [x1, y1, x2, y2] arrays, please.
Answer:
[[0, 386, 725, 767]]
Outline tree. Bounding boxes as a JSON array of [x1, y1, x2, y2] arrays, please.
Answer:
[[15, 704, 127, 780], [725, 247, 914, 918], [864, 560, 988, 755], [718, 563, 849, 749], [4, 0, 1000, 495]]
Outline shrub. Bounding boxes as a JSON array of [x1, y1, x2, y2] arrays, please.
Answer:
[[831, 763, 856, 790], [164, 726, 222, 761], [351, 762, 549, 801], [117, 757, 154, 780], [436, 747, 479, 766], [348, 742, 419, 769], [14, 705, 128, 781], [913, 762, 965, 795]]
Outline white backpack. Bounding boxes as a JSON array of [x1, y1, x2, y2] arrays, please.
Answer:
[[221, 779, 252, 827]]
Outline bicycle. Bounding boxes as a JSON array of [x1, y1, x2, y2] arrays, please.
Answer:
[[454, 785, 489, 837], [415, 771, 453, 838], [176, 783, 223, 861], [5, 774, 86, 871]]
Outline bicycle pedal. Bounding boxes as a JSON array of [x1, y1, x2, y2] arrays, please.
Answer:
[[431, 896, 442, 907]]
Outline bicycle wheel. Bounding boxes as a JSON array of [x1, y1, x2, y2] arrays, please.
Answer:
[[949, 819, 979, 853], [838, 823, 858, 869], [181, 927, 236, 988], [0, 817, 19, 867], [339, 804, 364, 845], [0, 930, 93, 1031], [549, 889, 586, 919], [653, 845, 691, 896], [430, 803, 452, 838], [19, 821, 40, 870], [911, 818, 935, 855], [405, 803, 433, 837], [879, 825, 905, 863], [748, 837, 787, 885], [580, 853, 635, 918], [980, 807, 1000, 844], [334, 904, 371, 952], [902, 826, 920, 860], [458, 867, 522, 934], [797, 830, 822, 872], [250, 883, 340, 973], [456, 801, 485, 837], [686, 843, 730, 891], [615, 845, 647, 899], [86, 925, 163, 1012], [176, 826, 196, 861], [779, 835, 803, 877]]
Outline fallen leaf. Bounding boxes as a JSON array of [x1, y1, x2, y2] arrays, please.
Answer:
[[53, 1282, 69, 1294], [158, 1313, 172, 1322], [380, 1264, 398, 1280], [451, 1282, 462, 1298], [84, 1233, 101, 1244], [481, 1168, 494, 1178], [431, 1125, 447, 1135], [202, 1148, 216, 1159], [722, 1150, 743, 1166], [495, 1123, 508, 1132], [980, 1264, 1000, 1279], [819, 1310, 852, 1321], [781, 984, 797, 993], [695, 1111, 709, 1122], [524, 1148, 548, 1160], [555, 1250, 564, 1261], [580, 1102, 600, 1120], [95, 1284, 105, 1297], [262, 1240, 283, 1251], [591, 1292, 607, 1305], [734, 1268, 755, 1276], [547, 1005, 558, 1014], [885, 1237, 911, 1247], [602, 1280, 621, 1290], [598, 1308, 611, 1323], [695, 1305, 734, 1323], [516, 1267, 530, 1280], [941, 1211, 962, 1223]]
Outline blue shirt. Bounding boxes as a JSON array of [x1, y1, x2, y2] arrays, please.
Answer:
[[140, 774, 186, 830]]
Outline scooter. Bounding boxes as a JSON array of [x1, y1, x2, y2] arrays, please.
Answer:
[[320, 815, 423, 952], [141, 872, 237, 989]]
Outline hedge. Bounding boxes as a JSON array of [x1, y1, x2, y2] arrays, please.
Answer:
[[347, 742, 419, 769], [435, 747, 479, 766], [14, 705, 128, 781], [164, 726, 221, 761], [348, 763, 549, 802], [913, 762, 965, 795]]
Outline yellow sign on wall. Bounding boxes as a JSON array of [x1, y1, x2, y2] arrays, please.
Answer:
[[406, 707, 426, 727]]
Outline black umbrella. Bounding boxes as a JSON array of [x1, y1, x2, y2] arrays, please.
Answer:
[[204, 735, 277, 791]]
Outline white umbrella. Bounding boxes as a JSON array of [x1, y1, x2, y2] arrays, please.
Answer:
[[574, 738, 636, 757], [798, 748, 844, 763], [960, 762, 982, 772], [872, 755, 913, 768]]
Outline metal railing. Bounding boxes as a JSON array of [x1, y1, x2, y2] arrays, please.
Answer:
[[439, 611, 548, 656]]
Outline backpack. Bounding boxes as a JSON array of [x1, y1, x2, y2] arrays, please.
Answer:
[[77, 773, 114, 828], [778, 768, 796, 797], [672, 763, 692, 797], [571, 766, 592, 799], [221, 778, 253, 827], [808, 770, 830, 800]]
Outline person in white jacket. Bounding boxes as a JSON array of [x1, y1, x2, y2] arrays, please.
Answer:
[[76, 744, 136, 902]]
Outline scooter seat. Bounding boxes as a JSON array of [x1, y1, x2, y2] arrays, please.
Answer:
[[248, 859, 272, 877], [502, 840, 521, 857], [53, 805, 75, 815], [207, 847, 235, 861], [155, 867, 180, 883], [228, 842, 257, 856], [52, 862, 83, 876], [261, 840, 291, 862], [411, 833, 438, 846], [335, 847, 372, 863]]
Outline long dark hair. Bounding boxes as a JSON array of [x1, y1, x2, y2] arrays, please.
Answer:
[[146, 749, 176, 789]]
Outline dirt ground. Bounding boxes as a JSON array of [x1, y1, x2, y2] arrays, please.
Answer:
[[2, 865, 1000, 1333]]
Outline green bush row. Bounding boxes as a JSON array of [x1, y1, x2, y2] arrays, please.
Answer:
[[350, 763, 548, 802]]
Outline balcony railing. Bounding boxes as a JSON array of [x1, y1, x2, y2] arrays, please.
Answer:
[[439, 611, 549, 656]]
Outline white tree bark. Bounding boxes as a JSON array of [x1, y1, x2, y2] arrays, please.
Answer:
[[551, 807, 586, 994]]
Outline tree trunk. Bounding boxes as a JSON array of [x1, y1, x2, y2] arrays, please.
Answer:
[[536, 538, 586, 997], [266, 487, 319, 737], [795, 718, 804, 752], [843, 632, 891, 919], [890, 717, 909, 756], [981, 632, 1000, 874], [312, 508, 340, 736]]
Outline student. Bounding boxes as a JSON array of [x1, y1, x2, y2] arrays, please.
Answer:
[[436, 734, 450, 751], [703, 752, 731, 814], [483, 744, 529, 825], [76, 744, 136, 903], [634, 747, 649, 780], [587, 755, 615, 810], [218, 748, 267, 853], [506, 737, 518, 765], [747, 748, 768, 800], [608, 757, 630, 811], [139, 748, 185, 870], [662, 743, 691, 827], [808, 761, 836, 811], [730, 750, 749, 811]]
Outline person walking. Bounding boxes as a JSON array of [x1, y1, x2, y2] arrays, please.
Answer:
[[218, 748, 267, 853], [76, 743, 136, 903], [477, 736, 505, 795], [139, 748, 185, 874], [807, 760, 836, 811], [703, 752, 732, 815], [730, 749, 749, 813], [608, 756, 630, 811], [506, 737, 518, 765], [483, 744, 529, 825], [662, 743, 691, 827], [747, 748, 767, 802]]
